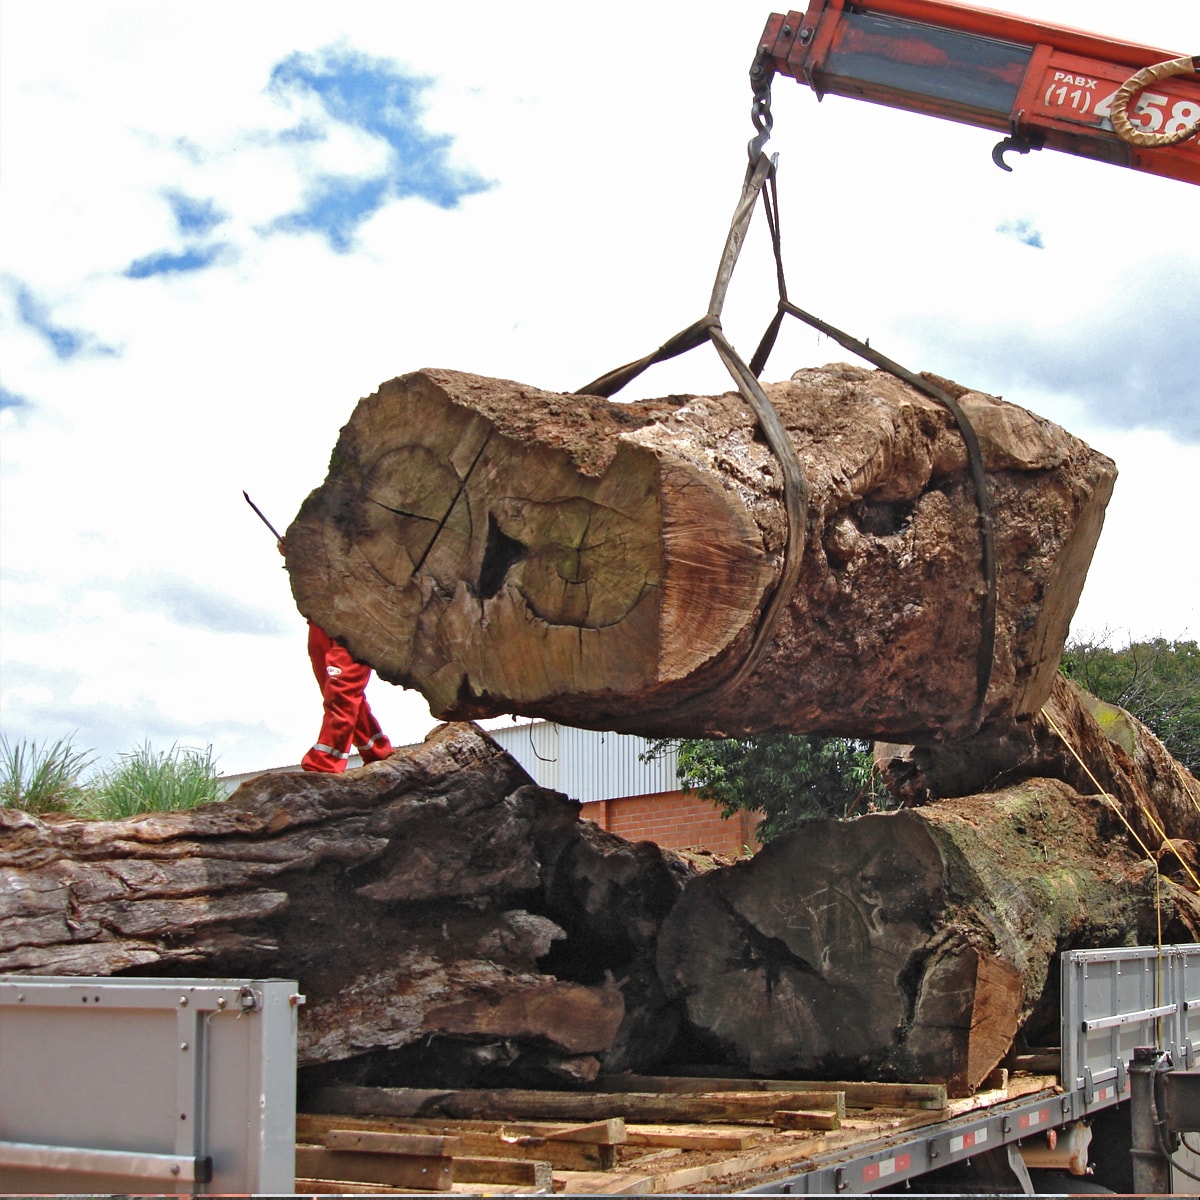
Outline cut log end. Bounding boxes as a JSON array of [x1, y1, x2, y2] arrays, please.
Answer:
[[287, 365, 1115, 743]]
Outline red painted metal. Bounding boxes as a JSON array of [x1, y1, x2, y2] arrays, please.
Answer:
[[758, 0, 1199, 184]]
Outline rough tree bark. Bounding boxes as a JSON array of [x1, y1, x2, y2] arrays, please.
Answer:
[[285, 365, 1116, 743], [0, 723, 688, 1085]]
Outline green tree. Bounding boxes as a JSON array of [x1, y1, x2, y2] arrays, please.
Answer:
[[647, 733, 890, 844], [1060, 636, 1198, 773]]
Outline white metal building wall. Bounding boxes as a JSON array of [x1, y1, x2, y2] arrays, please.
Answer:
[[487, 721, 679, 803]]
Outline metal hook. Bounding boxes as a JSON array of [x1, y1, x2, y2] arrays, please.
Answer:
[[992, 135, 1034, 172]]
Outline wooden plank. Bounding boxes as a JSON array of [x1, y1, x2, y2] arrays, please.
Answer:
[[773, 1108, 842, 1131], [545, 1117, 627, 1144], [298, 1113, 615, 1170], [624, 1123, 761, 1151], [295, 1146, 453, 1191], [297, 1178, 416, 1195], [323, 1129, 459, 1157], [596, 1073, 948, 1110], [453, 1155, 554, 1190], [556, 1169, 657, 1194], [313, 1085, 843, 1124]]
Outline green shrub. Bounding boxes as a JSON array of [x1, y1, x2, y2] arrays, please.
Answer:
[[0, 734, 95, 813], [79, 742, 221, 819]]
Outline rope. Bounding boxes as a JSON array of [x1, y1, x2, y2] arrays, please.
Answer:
[[1110, 56, 1200, 148], [1042, 706, 1200, 894]]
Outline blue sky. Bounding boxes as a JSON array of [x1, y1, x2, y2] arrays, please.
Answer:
[[1, 0, 1196, 774]]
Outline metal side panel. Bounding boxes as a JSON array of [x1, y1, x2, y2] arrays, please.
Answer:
[[1060, 946, 1185, 1107], [1169, 944, 1200, 1069], [0, 976, 300, 1195]]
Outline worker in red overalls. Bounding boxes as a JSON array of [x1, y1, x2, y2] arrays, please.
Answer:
[[300, 622, 394, 773], [278, 538, 393, 773]]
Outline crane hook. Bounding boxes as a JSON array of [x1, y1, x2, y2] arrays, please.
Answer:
[[992, 135, 1036, 172]]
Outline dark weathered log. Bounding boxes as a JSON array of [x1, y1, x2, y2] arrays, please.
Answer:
[[655, 776, 1200, 1096], [285, 365, 1115, 742], [0, 722, 688, 1084]]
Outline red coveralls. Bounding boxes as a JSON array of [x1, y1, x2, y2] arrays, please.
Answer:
[[301, 623, 394, 773]]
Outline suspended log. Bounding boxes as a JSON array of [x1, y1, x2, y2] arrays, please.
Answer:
[[0, 722, 688, 1085], [655, 775, 1200, 1096], [284, 365, 1115, 742]]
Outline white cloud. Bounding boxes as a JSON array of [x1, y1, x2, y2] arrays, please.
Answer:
[[2, 0, 1196, 774]]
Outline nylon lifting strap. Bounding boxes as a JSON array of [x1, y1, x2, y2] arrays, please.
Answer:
[[576, 67, 998, 734]]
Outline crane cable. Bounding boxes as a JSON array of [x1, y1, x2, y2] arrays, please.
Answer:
[[576, 55, 998, 732], [1110, 56, 1200, 148]]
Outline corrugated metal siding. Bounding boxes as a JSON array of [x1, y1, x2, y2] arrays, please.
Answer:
[[489, 721, 678, 802]]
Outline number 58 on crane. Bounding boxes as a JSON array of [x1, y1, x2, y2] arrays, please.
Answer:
[[756, 0, 1198, 183]]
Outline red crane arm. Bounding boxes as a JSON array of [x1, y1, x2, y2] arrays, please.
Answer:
[[758, 0, 1199, 184]]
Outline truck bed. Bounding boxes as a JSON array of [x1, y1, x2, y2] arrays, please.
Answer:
[[296, 1073, 1062, 1194]]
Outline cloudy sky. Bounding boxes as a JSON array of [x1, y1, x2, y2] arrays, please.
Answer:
[[1, 1, 1196, 776]]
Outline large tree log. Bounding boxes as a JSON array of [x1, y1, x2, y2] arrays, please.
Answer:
[[285, 365, 1115, 742], [655, 776, 1200, 1096], [0, 723, 688, 1085]]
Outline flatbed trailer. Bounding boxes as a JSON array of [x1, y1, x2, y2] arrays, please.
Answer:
[[4, 945, 1200, 1193]]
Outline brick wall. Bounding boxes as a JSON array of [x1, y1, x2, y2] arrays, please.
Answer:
[[580, 790, 759, 857]]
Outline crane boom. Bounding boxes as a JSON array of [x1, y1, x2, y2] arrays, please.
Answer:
[[758, 0, 1199, 183]]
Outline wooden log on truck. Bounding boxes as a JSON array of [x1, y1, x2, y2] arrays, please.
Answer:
[[656, 774, 1200, 1096], [0, 722, 689, 1085], [284, 364, 1116, 742]]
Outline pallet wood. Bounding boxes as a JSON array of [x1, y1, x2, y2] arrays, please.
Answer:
[[597, 1073, 948, 1110], [452, 1155, 554, 1189], [312, 1084, 849, 1124], [623, 1124, 761, 1150], [773, 1108, 843, 1131], [300, 1076, 1061, 1195], [297, 1113, 620, 1171], [295, 1146, 453, 1191], [323, 1130, 460, 1157]]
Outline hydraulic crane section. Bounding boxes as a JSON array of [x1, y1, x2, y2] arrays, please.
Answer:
[[759, 0, 1200, 183]]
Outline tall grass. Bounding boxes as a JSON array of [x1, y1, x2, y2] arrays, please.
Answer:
[[1, 735, 223, 819], [0, 734, 95, 813], [79, 742, 222, 819]]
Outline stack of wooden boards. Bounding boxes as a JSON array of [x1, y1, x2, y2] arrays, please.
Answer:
[[296, 1073, 1053, 1194]]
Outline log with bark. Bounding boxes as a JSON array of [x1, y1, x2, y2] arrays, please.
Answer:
[[284, 365, 1116, 742], [4, 695, 1196, 1097], [655, 775, 1200, 1096], [657, 689, 1200, 1095], [0, 722, 688, 1086]]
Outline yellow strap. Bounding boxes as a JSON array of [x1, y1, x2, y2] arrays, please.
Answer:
[[1042, 706, 1200, 894]]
